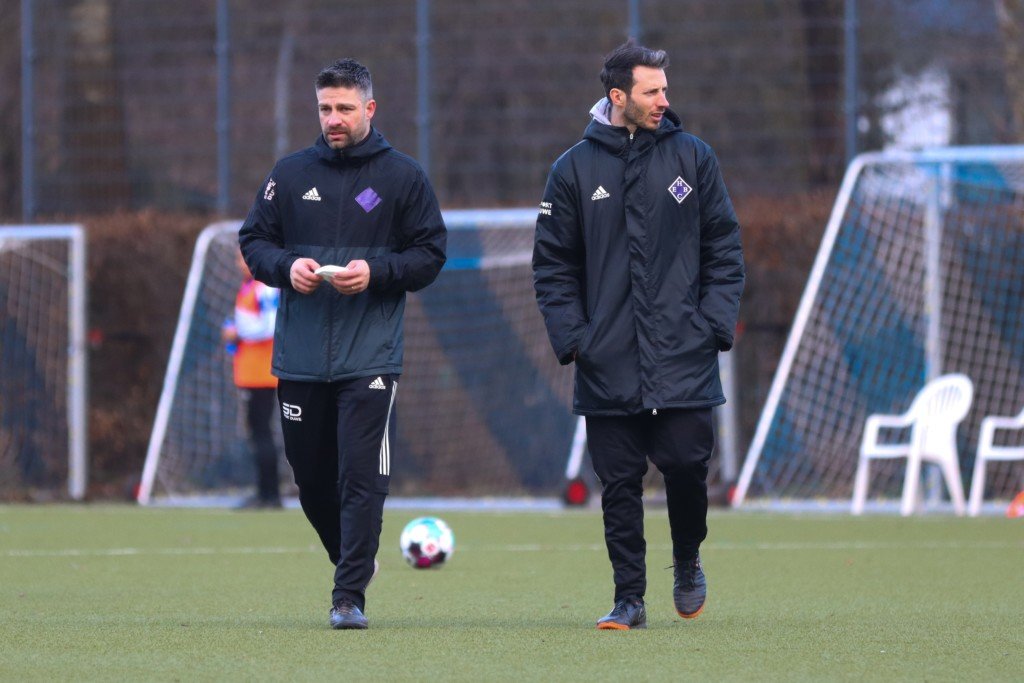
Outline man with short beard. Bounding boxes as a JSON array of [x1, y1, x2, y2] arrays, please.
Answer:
[[240, 58, 446, 630], [533, 41, 744, 630]]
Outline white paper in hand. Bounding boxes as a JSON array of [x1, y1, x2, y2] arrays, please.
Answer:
[[315, 265, 348, 278]]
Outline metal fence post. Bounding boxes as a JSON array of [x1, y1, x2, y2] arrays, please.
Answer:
[[627, 0, 642, 41], [417, 0, 431, 174], [216, 0, 231, 215], [21, 0, 36, 221], [274, 32, 294, 161], [844, 0, 859, 166]]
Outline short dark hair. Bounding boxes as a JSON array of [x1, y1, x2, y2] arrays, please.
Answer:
[[599, 41, 669, 98], [315, 58, 373, 100]]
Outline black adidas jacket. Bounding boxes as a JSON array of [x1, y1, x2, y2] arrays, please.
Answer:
[[533, 100, 744, 416], [239, 130, 446, 382]]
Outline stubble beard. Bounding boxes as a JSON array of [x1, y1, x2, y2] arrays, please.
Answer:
[[325, 123, 370, 150], [623, 98, 658, 131]]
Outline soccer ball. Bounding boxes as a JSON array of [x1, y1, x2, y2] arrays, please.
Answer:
[[399, 516, 455, 569]]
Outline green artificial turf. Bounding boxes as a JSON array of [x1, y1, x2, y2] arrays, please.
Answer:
[[1, 505, 1021, 681]]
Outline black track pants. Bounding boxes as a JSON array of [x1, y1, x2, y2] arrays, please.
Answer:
[[586, 408, 714, 603], [244, 387, 280, 503], [277, 375, 397, 611]]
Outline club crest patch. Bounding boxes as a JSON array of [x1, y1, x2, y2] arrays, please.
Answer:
[[668, 176, 692, 204], [355, 187, 381, 213]]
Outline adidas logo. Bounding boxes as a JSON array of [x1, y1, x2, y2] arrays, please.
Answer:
[[591, 186, 610, 201], [302, 187, 322, 201], [368, 376, 386, 390]]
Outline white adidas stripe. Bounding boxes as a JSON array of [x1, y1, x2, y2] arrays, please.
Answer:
[[379, 381, 398, 476]]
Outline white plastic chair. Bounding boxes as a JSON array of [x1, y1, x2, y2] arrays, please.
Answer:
[[967, 407, 1024, 516], [852, 374, 973, 516]]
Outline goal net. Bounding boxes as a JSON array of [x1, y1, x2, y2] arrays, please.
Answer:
[[0, 225, 87, 501], [734, 147, 1024, 512], [138, 211, 577, 505]]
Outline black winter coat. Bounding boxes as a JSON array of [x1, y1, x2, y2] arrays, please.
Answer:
[[533, 101, 744, 416], [239, 130, 446, 382]]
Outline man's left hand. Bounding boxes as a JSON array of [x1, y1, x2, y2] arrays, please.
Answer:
[[327, 259, 370, 295]]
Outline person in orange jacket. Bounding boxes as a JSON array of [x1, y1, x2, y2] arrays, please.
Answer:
[[222, 249, 282, 509]]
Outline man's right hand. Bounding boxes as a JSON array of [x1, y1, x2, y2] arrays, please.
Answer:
[[290, 257, 321, 294]]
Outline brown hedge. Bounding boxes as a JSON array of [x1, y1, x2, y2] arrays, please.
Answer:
[[83, 211, 209, 498]]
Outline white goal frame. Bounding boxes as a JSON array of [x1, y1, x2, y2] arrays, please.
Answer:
[[137, 221, 238, 505], [733, 146, 1024, 511], [0, 225, 88, 500]]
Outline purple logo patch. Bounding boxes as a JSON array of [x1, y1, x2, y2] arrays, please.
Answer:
[[355, 187, 381, 213], [668, 176, 692, 204]]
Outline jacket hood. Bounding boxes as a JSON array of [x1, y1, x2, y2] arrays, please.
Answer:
[[583, 97, 681, 152], [315, 126, 392, 162]]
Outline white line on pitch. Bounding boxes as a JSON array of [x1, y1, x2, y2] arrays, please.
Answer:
[[4, 539, 1019, 559], [476, 540, 1022, 552], [3, 546, 318, 558]]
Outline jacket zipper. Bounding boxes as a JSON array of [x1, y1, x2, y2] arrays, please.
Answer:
[[628, 129, 653, 415], [628, 129, 655, 416]]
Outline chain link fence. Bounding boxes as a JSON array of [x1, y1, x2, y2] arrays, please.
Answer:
[[3, 0, 1021, 218], [0, 0, 1022, 498]]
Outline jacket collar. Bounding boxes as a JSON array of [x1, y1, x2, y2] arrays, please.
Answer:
[[314, 126, 391, 163], [583, 97, 681, 154]]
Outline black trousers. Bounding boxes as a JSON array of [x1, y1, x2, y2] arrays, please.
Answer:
[[244, 387, 280, 503], [586, 408, 714, 603], [277, 375, 397, 611]]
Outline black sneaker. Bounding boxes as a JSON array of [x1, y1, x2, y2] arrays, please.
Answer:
[[329, 599, 368, 630], [673, 554, 707, 619], [596, 598, 647, 630]]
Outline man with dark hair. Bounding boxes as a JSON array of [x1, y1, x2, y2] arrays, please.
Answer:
[[315, 58, 373, 115], [533, 41, 744, 630], [240, 57, 446, 630]]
